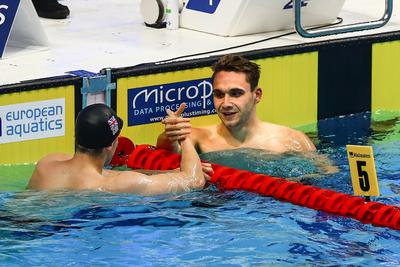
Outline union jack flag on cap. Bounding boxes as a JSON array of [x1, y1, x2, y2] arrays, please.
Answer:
[[108, 115, 119, 135]]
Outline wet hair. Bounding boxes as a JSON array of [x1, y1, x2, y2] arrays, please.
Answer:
[[211, 54, 260, 91], [75, 103, 123, 155]]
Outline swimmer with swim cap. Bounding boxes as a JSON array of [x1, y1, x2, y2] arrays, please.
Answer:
[[75, 103, 123, 150], [28, 103, 207, 195]]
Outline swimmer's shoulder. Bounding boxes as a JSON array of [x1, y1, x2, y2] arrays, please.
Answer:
[[191, 125, 216, 142], [258, 121, 289, 136], [259, 122, 316, 151], [35, 153, 72, 169], [286, 128, 316, 151], [260, 121, 304, 137], [29, 153, 72, 188]]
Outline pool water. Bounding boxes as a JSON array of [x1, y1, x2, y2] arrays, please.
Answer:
[[1, 111, 400, 266], [201, 148, 320, 179]]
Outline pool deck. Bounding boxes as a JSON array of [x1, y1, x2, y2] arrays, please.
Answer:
[[1, 0, 400, 86]]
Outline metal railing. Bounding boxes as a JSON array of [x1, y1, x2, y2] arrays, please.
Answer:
[[294, 0, 393, 38]]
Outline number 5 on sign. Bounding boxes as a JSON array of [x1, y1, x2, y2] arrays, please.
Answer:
[[346, 145, 380, 197]]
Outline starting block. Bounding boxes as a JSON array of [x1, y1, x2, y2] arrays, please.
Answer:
[[180, 0, 346, 36]]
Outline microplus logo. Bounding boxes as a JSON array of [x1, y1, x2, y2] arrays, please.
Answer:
[[0, 98, 65, 144], [127, 78, 215, 126]]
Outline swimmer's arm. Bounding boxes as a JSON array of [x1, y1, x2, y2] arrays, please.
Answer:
[[284, 153, 338, 183], [302, 152, 339, 175], [130, 163, 213, 181], [131, 161, 212, 180], [156, 131, 182, 153], [133, 169, 179, 175], [179, 137, 205, 186], [298, 131, 317, 151], [295, 129, 336, 173], [156, 116, 193, 153], [106, 139, 205, 195], [313, 154, 339, 174], [105, 171, 199, 195], [293, 132, 338, 177], [157, 128, 202, 153], [285, 130, 316, 152]]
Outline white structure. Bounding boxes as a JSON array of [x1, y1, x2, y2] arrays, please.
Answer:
[[1, 0, 48, 59], [180, 0, 346, 36]]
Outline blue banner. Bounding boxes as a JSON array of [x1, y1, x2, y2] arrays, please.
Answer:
[[0, 0, 20, 58], [66, 69, 98, 78], [127, 78, 215, 126], [186, 0, 221, 14]]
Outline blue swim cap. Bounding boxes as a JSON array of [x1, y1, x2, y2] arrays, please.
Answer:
[[75, 103, 123, 149]]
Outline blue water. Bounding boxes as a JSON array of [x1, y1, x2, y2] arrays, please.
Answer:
[[1, 112, 400, 266]]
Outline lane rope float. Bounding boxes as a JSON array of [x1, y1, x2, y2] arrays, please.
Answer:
[[111, 142, 400, 230]]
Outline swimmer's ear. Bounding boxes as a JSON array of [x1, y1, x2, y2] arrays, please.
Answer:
[[254, 88, 262, 103], [104, 145, 113, 153], [105, 139, 117, 153]]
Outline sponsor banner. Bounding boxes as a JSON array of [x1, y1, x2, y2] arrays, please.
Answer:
[[0, 0, 20, 58], [0, 98, 65, 144], [127, 78, 215, 126], [186, 0, 221, 14]]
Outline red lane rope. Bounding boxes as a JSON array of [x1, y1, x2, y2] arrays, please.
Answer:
[[126, 144, 400, 230]]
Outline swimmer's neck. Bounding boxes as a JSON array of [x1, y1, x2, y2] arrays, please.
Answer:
[[219, 117, 262, 143], [72, 152, 106, 174]]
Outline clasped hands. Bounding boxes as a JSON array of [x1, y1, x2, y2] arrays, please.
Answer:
[[162, 103, 213, 181], [162, 103, 192, 143]]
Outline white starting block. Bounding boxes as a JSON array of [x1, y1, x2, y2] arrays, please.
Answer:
[[180, 0, 346, 36], [0, 0, 48, 59]]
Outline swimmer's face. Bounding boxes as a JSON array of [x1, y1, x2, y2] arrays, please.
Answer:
[[213, 71, 261, 129]]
